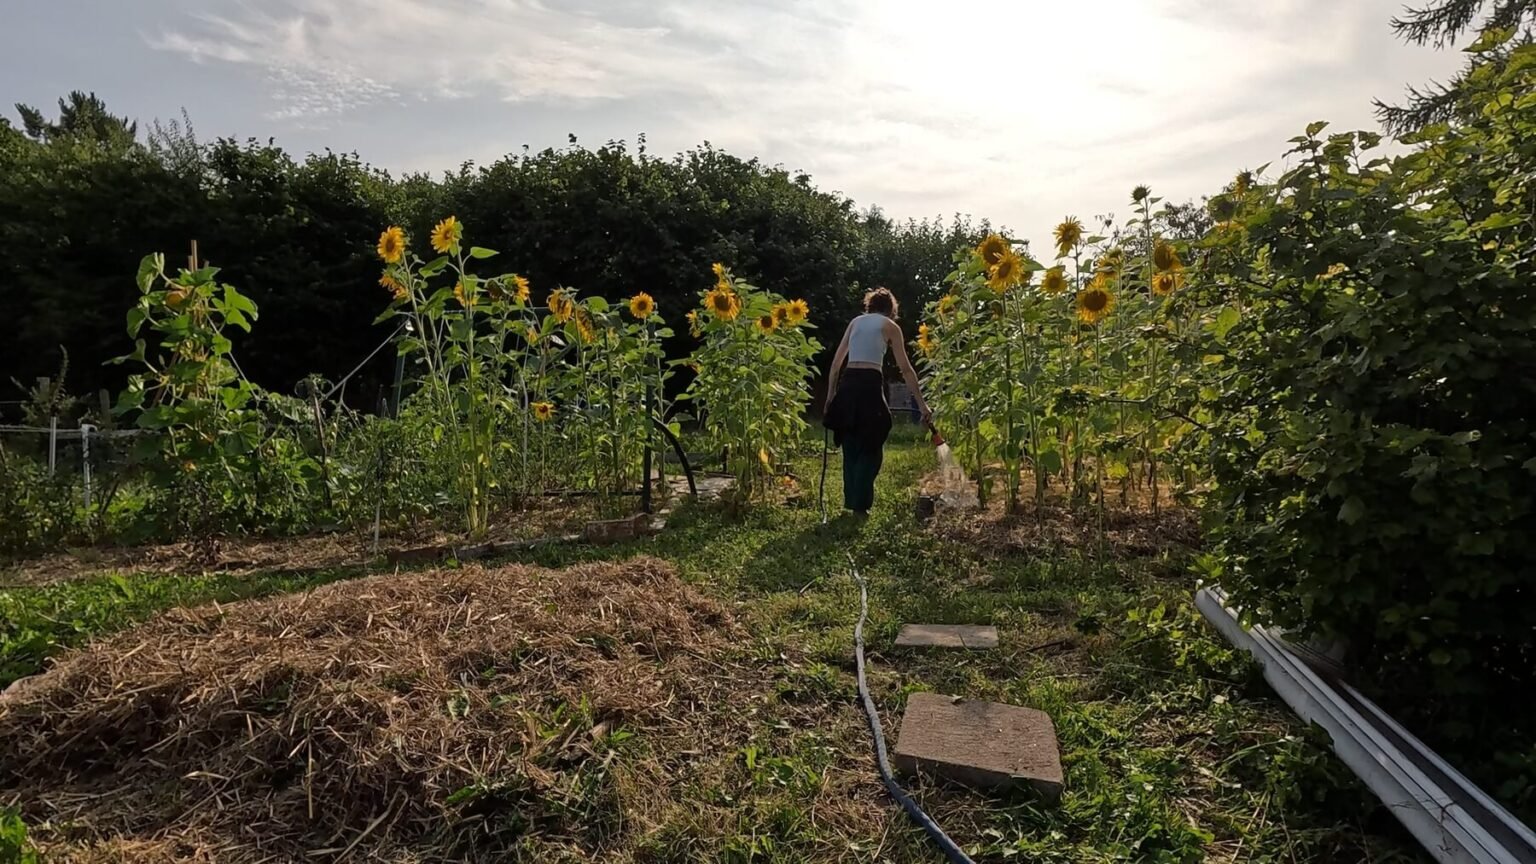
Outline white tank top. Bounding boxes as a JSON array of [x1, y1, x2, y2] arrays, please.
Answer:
[[847, 313, 888, 365]]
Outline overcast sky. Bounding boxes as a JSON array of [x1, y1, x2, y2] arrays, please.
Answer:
[[2, 0, 1467, 256]]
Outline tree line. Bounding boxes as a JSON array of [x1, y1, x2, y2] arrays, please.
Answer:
[[1, 94, 995, 416]]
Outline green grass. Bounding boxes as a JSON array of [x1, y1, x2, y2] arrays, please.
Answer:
[[0, 428, 1429, 863]]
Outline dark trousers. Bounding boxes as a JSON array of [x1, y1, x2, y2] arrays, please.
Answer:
[[842, 434, 884, 512]]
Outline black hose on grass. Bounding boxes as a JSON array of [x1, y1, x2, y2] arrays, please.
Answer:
[[850, 561, 977, 864]]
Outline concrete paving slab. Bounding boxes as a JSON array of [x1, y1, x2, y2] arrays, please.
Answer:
[[893, 692, 1063, 802]]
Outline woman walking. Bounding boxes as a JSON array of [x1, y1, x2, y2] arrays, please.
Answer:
[[823, 287, 932, 515]]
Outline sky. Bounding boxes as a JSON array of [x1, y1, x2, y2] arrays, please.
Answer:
[[1, 0, 1469, 256]]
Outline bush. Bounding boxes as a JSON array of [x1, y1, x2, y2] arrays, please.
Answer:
[[1195, 35, 1535, 791], [0, 448, 82, 558]]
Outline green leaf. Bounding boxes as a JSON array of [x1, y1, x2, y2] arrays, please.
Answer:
[[136, 254, 162, 293], [1305, 120, 1329, 137], [420, 255, 451, 276], [1213, 306, 1241, 340], [1337, 496, 1365, 525], [467, 246, 499, 259]]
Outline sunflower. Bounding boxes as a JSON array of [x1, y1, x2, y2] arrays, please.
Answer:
[[772, 303, 792, 327], [575, 310, 596, 344], [705, 286, 740, 321], [532, 401, 555, 422], [1053, 217, 1084, 258], [758, 448, 772, 468], [1041, 266, 1068, 295], [430, 216, 462, 255], [629, 291, 656, 319], [686, 309, 701, 336], [454, 280, 473, 308], [512, 274, 531, 304], [526, 324, 540, 344], [916, 322, 936, 355], [936, 294, 957, 318], [1152, 270, 1182, 296], [1131, 185, 1151, 204], [977, 234, 1009, 267], [786, 298, 809, 324], [756, 313, 777, 334], [987, 249, 1024, 292], [380, 272, 408, 301], [711, 262, 731, 292], [1096, 248, 1123, 278], [1233, 170, 1252, 197], [1075, 280, 1116, 324], [377, 226, 406, 263], [1152, 240, 1181, 272], [547, 290, 575, 323]]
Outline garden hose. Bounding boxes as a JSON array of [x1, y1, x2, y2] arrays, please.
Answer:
[[850, 560, 977, 864]]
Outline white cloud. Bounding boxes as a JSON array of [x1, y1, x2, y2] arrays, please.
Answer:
[[146, 0, 1467, 253]]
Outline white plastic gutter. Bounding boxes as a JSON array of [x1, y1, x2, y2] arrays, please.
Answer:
[[1195, 587, 1536, 864]]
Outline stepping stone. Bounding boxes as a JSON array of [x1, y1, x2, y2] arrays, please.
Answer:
[[894, 692, 1064, 802], [894, 624, 998, 649]]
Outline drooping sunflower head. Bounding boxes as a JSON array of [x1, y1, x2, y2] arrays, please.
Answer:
[[547, 290, 575, 323], [1041, 266, 1068, 295], [1233, 170, 1252, 197], [787, 298, 809, 324], [532, 401, 555, 422], [1096, 248, 1124, 278], [380, 272, 408, 301], [936, 294, 957, 318], [430, 216, 462, 255], [987, 249, 1025, 292], [1053, 217, 1084, 258], [711, 262, 731, 292], [1131, 185, 1151, 204], [755, 313, 777, 334], [629, 291, 656, 319], [377, 226, 406, 263], [1152, 240, 1181, 272], [686, 309, 700, 336], [1152, 269, 1183, 296], [977, 234, 1010, 267], [454, 280, 474, 308], [513, 275, 531, 304], [1075, 281, 1116, 325], [705, 286, 740, 320], [526, 324, 540, 344], [575, 310, 596, 343]]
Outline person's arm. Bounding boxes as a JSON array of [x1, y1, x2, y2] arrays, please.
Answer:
[[825, 323, 852, 411], [886, 319, 931, 424]]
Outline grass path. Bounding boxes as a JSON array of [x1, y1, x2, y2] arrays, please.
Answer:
[[1, 431, 1427, 862]]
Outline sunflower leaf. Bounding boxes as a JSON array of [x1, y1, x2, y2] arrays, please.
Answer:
[[467, 247, 498, 259]]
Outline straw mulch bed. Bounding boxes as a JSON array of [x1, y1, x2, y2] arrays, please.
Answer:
[[0, 557, 748, 862]]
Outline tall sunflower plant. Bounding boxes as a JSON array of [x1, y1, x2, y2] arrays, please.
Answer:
[[677, 264, 818, 502]]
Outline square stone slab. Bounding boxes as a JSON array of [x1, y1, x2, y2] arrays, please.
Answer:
[[894, 692, 1064, 802], [894, 624, 999, 649]]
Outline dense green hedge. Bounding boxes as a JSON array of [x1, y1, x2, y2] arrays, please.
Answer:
[[1193, 33, 1535, 811], [1, 102, 989, 410]]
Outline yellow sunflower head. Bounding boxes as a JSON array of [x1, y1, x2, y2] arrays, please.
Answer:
[[454, 280, 474, 308], [430, 216, 462, 255], [547, 290, 575, 323], [380, 272, 408, 301], [1053, 217, 1084, 258], [686, 309, 700, 336], [987, 249, 1024, 292], [772, 303, 792, 326], [1041, 266, 1068, 295], [526, 324, 540, 344], [711, 262, 731, 292], [1075, 282, 1116, 325], [377, 226, 406, 264], [917, 322, 936, 355], [575, 310, 596, 343], [629, 291, 656, 319], [706, 287, 740, 321], [756, 313, 777, 334], [1152, 270, 1183, 296], [977, 234, 1010, 267], [787, 298, 809, 324], [513, 274, 531, 304], [1233, 170, 1252, 197], [1152, 240, 1181, 272], [936, 294, 957, 318], [532, 401, 555, 422]]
